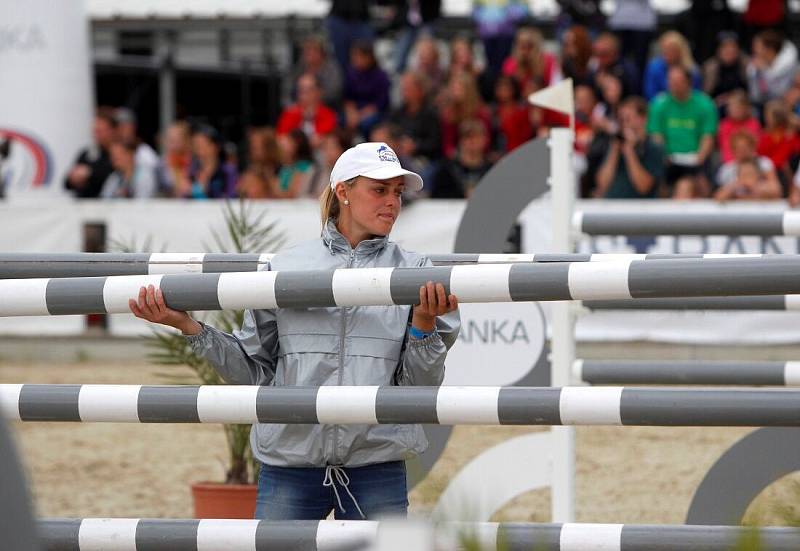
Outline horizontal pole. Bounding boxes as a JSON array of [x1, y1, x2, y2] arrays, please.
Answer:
[[37, 519, 800, 551], [4, 257, 800, 316], [0, 252, 779, 279], [4, 385, 800, 426], [576, 360, 800, 386], [574, 210, 800, 236], [584, 296, 799, 310]]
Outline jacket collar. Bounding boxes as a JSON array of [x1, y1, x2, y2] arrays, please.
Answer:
[[322, 218, 389, 256]]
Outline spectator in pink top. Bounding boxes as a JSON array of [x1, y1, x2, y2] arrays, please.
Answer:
[[501, 27, 561, 91], [718, 90, 762, 163]]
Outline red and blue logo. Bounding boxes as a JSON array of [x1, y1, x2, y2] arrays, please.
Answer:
[[0, 128, 53, 190]]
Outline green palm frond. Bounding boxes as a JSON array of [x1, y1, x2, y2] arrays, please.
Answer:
[[146, 198, 287, 484]]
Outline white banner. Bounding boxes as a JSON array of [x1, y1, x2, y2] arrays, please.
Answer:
[[0, 0, 92, 197], [1, 197, 799, 344]]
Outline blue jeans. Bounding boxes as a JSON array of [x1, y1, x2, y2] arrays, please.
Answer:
[[255, 461, 408, 520], [325, 16, 375, 72]]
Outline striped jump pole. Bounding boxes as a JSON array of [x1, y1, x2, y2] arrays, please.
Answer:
[[37, 519, 800, 551], [4, 384, 800, 427], [573, 210, 800, 236], [0, 252, 780, 279], [584, 295, 800, 310], [575, 360, 800, 386], [4, 257, 800, 316]]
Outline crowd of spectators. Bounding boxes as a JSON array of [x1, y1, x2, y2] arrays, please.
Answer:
[[64, 0, 800, 203]]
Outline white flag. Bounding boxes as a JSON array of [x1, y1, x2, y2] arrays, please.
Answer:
[[528, 78, 574, 116]]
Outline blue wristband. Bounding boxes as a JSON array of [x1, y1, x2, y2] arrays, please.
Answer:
[[409, 326, 433, 340]]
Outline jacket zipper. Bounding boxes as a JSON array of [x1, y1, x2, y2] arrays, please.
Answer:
[[331, 248, 355, 465]]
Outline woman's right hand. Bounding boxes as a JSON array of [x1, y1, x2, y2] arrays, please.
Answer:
[[129, 285, 202, 335]]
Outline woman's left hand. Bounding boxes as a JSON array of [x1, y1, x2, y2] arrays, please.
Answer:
[[411, 281, 458, 332]]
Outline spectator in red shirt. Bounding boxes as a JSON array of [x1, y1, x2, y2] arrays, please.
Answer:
[[491, 75, 531, 155], [439, 72, 493, 158], [276, 74, 338, 148], [718, 90, 762, 163], [757, 98, 800, 188]]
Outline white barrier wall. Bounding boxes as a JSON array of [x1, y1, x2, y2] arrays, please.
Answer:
[[0, 0, 93, 197], [2, 197, 800, 344]]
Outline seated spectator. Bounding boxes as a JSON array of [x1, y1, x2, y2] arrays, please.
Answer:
[[589, 32, 640, 98], [715, 129, 780, 190], [502, 27, 561, 91], [491, 75, 532, 155], [647, 66, 718, 198], [757, 99, 800, 187], [64, 107, 116, 198], [114, 108, 159, 181], [718, 90, 762, 163], [343, 40, 391, 140], [159, 121, 192, 196], [271, 129, 317, 199], [714, 158, 782, 201], [409, 34, 447, 94], [702, 32, 749, 108], [448, 34, 482, 81], [100, 139, 158, 199], [308, 128, 352, 197], [440, 72, 493, 158], [387, 71, 442, 165], [285, 36, 343, 108], [431, 119, 493, 198], [594, 72, 624, 133], [582, 74, 624, 196], [643, 31, 701, 101], [177, 125, 237, 199], [593, 96, 664, 198], [574, 84, 599, 159], [560, 25, 593, 88], [277, 73, 337, 147], [237, 127, 281, 199], [447, 35, 492, 101], [747, 30, 799, 109], [783, 71, 800, 123]]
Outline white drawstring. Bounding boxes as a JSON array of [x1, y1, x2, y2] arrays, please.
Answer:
[[323, 465, 366, 519]]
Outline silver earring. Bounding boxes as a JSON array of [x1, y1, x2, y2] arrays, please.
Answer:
[[344, 199, 350, 206]]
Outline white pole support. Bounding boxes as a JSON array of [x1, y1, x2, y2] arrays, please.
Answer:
[[548, 128, 577, 522]]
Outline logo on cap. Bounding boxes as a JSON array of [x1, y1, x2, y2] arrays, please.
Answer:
[[377, 145, 398, 163]]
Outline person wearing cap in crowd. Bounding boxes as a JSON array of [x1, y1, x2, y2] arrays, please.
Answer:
[[114, 108, 160, 178], [128, 142, 461, 520]]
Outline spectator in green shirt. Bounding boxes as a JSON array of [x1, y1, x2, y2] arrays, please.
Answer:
[[594, 96, 665, 198], [647, 66, 719, 198]]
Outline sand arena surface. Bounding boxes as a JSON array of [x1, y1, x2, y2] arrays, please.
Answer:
[[1, 361, 796, 524]]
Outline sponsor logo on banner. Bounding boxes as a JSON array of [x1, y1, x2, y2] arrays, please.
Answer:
[[443, 302, 547, 386], [0, 128, 53, 192]]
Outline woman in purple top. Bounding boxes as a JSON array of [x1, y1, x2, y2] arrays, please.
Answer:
[[178, 125, 237, 199], [343, 40, 391, 140]]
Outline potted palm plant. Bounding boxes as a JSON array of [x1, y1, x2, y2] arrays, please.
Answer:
[[146, 200, 286, 518]]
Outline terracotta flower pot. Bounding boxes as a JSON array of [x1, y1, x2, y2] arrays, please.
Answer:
[[191, 482, 258, 519]]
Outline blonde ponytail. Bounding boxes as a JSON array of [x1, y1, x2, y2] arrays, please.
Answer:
[[319, 177, 357, 230]]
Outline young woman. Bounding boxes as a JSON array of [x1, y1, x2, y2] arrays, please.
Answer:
[[129, 142, 461, 520]]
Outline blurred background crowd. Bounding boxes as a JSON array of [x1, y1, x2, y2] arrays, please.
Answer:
[[59, 0, 800, 203]]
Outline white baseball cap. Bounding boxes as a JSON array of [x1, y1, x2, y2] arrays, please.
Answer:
[[329, 142, 423, 191]]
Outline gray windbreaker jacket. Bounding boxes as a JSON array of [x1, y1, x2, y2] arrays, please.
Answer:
[[187, 220, 460, 467]]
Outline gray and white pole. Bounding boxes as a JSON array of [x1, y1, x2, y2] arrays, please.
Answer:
[[576, 360, 800, 386]]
